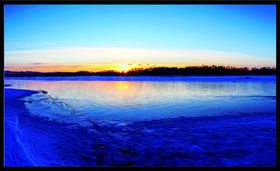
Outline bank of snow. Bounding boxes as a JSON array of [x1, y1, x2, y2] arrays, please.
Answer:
[[4, 88, 39, 166], [4, 88, 276, 166]]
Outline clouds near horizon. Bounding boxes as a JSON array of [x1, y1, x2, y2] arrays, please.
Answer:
[[5, 47, 275, 72]]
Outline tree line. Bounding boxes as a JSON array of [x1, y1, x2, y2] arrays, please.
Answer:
[[5, 65, 276, 77]]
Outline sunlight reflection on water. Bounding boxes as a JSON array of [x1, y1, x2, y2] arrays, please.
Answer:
[[5, 76, 276, 122]]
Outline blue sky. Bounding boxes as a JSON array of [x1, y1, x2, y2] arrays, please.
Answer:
[[4, 5, 276, 71]]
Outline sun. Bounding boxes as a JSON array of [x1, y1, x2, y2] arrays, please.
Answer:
[[120, 67, 129, 73]]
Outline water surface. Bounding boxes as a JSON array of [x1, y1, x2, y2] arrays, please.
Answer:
[[5, 76, 276, 125]]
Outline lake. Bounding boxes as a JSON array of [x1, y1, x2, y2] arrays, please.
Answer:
[[5, 76, 276, 126]]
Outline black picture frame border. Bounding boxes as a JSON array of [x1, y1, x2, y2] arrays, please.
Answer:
[[1, 1, 279, 170]]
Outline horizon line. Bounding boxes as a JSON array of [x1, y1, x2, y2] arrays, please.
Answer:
[[4, 65, 276, 74]]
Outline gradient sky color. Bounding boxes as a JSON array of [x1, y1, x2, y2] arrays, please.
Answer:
[[4, 5, 276, 72]]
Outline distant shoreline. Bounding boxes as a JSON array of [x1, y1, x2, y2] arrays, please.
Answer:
[[4, 65, 276, 77], [4, 74, 277, 77], [4, 75, 276, 81]]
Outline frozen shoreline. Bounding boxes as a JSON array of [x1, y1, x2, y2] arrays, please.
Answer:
[[4, 88, 39, 166], [4, 88, 276, 166]]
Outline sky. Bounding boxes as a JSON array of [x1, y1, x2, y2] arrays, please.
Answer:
[[4, 5, 276, 72]]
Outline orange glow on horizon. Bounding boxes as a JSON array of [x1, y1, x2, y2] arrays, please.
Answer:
[[4, 63, 269, 73], [5, 64, 136, 73], [5, 63, 186, 73]]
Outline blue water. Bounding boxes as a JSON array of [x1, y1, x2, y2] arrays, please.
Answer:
[[5, 76, 276, 124], [4, 76, 276, 166]]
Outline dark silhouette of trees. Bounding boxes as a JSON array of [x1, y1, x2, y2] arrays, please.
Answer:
[[4, 65, 276, 77], [126, 65, 275, 76]]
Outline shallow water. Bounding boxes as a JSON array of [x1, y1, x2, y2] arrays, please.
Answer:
[[5, 76, 276, 125]]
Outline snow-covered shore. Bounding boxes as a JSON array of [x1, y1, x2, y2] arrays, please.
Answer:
[[4, 88, 276, 166], [4, 88, 38, 166]]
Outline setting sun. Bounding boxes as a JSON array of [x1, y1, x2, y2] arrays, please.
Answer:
[[120, 67, 129, 73], [117, 64, 131, 73]]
